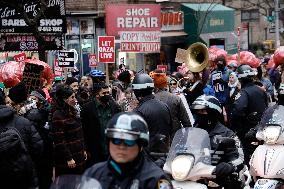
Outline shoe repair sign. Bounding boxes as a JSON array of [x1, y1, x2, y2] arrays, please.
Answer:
[[105, 4, 161, 36]]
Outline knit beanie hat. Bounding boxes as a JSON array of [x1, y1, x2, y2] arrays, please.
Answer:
[[65, 77, 78, 86], [118, 71, 131, 84], [30, 89, 46, 102], [153, 73, 167, 89], [8, 82, 28, 104], [55, 85, 73, 102]]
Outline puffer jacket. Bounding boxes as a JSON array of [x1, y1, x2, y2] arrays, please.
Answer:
[[154, 89, 191, 134]]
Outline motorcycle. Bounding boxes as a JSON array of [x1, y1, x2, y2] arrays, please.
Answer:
[[50, 175, 102, 189], [163, 127, 216, 189], [250, 105, 284, 189]]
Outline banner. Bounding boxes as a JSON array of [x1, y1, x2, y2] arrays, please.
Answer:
[[98, 36, 115, 63], [106, 4, 161, 36], [0, 0, 66, 33], [0, 34, 63, 51]]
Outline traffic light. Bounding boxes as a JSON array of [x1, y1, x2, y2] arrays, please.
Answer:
[[267, 15, 275, 22]]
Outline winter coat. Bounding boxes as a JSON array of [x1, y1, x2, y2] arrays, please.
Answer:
[[184, 81, 204, 106], [81, 98, 121, 166], [0, 105, 43, 188], [51, 109, 86, 175], [84, 152, 173, 189], [134, 94, 172, 153], [154, 89, 191, 134]]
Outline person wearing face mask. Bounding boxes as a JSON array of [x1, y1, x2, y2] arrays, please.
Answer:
[[81, 82, 121, 168], [51, 85, 87, 177], [210, 56, 232, 107], [24, 89, 53, 189], [191, 95, 244, 189]]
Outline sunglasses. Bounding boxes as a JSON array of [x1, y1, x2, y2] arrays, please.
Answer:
[[111, 138, 137, 147], [170, 83, 177, 86]]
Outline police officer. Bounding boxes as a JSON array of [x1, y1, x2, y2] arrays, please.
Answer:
[[84, 112, 173, 189], [132, 73, 172, 154], [191, 95, 244, 189], [230, 64, 267, 164]]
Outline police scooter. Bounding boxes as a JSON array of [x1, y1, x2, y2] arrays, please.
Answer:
[[163, 127, 216, 189], [250, 105, 284, 189]]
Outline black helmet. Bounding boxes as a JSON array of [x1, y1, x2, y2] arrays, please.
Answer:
[[132, 73, 154, 90], [105, 112, 149, 146], [191, 95, 222, 115], [236, 64, 256, 79]]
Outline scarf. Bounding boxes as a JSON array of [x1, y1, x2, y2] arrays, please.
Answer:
[[228, 73, 238, 97]]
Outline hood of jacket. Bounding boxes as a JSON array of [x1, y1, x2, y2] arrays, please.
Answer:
[[0, 105, 15, 122]]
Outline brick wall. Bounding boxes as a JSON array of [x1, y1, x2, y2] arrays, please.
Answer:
[[65, 0, 128, 11]]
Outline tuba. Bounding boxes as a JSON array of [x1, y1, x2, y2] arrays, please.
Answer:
[[186, 42, 209, 73]]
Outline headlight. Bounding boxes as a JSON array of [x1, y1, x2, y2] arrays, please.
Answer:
[[171, 155, 194, 181], [263, 126, 281, 144]]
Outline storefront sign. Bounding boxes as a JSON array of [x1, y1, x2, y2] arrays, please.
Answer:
[[161, 11, 184, 31], [22, 62, 44, 93], [98, 36, 115, 63], [89, 54, 97, 67], [106, 4, 161, 36], [58, 50, 75, 67], [120, 31, 160, 53], [0, 34, 63, 51], [0, 0, 66, 33], [175, 48, 187, 64], [13, 52, 27, 62]]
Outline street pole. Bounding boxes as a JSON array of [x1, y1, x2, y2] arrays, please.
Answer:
[[275, 0, 280, 48]]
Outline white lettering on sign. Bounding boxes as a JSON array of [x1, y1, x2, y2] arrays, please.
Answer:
[[98, 47, 114, 52], [99, 53, 113, 59], [117, 17, 158, 28], [210, 19, 224, 26], [48, 0, 62, 7], [40, 19, 63, 26], [2, 19, 27, 26], [24, 2, 38, 17], [126, 8, 150, 16], [0, 7, 16, 18], [120, 31, 160, 42]]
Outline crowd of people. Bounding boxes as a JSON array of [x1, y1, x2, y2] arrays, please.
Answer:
[[0, 54, 284, 189]]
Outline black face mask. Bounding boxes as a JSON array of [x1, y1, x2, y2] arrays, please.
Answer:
[[99, 95, 110, 103], [217, 63, 225, 71], [195, 114, 216, 132]]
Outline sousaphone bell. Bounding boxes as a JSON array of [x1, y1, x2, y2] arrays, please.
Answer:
[[186, 42, 209, 73]]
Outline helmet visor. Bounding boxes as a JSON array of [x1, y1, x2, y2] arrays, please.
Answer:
[[106, 128, 139, 141]]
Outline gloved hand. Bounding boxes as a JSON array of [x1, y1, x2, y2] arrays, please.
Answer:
[[245, 128, 257, 143], [214, 162, 234, 178]]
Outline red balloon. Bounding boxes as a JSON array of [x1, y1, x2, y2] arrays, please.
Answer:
[[0, 59, 53, 88], [208, 46, 228, 61], [273, 46, 284, 67]]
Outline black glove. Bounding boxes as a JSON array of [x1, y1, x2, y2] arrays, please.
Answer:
[[214, 162, 234, 178], [245, 128, 257, 143]]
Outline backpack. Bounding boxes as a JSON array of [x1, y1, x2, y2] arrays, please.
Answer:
[[0, 125, 34, 186]]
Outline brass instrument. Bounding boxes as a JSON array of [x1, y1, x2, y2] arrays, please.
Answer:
[[186, 42, 209, 73]]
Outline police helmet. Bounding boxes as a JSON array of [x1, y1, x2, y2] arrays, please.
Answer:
[[132, 73, 154, 90], [236, 64, 256, 79], [105, 112, 149, 146], [88, 69, 106, 78], [258, 105, 284, 129], [191, 95, 222, 115]]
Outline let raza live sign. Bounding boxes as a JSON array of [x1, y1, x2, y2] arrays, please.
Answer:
[[98, 36, 115, 63]]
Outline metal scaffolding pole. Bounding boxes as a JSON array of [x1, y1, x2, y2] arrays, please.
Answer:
[[275, 0, 280, 48]]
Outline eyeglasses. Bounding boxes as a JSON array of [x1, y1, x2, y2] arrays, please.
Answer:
[[111, 138, 137, 147], [170, 83, 177, 86]]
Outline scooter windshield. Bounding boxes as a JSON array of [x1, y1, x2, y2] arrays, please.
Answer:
[[165, 127, 211, 168], [257, 105, 284, 130], [50, 175, 102, 189]]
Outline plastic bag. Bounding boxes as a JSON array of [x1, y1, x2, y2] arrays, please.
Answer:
[[273, 46, 284, 67]]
